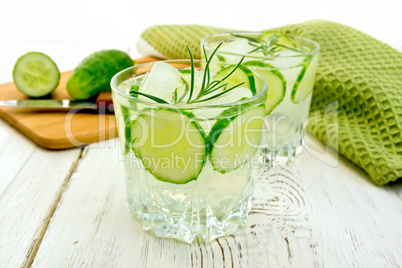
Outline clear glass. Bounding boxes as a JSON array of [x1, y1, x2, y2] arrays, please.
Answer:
[[201, 32, 320, 164], [111, 60, 268, 243]]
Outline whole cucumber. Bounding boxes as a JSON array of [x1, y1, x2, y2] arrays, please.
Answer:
[[67, 49, 133, 100]]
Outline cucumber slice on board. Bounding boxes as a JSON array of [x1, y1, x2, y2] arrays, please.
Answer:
[[259, 31, 297, 50], [214, 64, 257, 95], [243, 61, 286, 115], [208, 105, 265, 173], [291, 55, 319, 103], [12, 52, 60, 97], [129, 109, 206, 184]]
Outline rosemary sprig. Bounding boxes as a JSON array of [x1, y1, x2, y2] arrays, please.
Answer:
[[186, 44, 245, 104], [231, 32, 302, 57], [129, 45, 246, 105]]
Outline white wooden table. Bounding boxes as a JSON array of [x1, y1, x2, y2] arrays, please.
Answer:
[[1, 2, 402, 265], [1, 55, 401, 268]]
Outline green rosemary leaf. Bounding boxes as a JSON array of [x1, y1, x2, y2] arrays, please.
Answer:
[[196, 82, 245, 103], [130, 90, 169, 104], [220, 56, 245, 82], [186, 45, 195, 103], [204, 82, 228, 95], [171, 88, 178, 103], [177, 77, 189, 102], [231, 33, 261, 44], [200, 43, 223, 96], [231, 32, 303, 57]]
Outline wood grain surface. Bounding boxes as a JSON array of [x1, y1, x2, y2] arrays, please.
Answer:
[[0, 56, 159, 150], [26, 136, 401, 268]]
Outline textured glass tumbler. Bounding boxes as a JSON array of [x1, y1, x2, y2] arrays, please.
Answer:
[[111, 60, 268, 243], [201, 32, 320, 165]]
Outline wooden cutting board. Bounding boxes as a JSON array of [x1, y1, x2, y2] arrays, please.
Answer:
[[0, 56, 160, 150]]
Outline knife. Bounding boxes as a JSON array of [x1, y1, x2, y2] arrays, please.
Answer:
[[0, 92, 114, 113]]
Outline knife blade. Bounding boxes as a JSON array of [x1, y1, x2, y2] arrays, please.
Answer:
[[0, 92, 114, 113]]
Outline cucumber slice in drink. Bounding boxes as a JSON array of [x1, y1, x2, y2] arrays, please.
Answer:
[[291, 55, 319, 103], [243, 61, 286, 115], [122, 105, 136, 154], [208, 105, 265, 173], [214, 64, 256, 95], [12, 52, 60, 97], [259, 31, 297, 50], [129, 109, 206, 184]]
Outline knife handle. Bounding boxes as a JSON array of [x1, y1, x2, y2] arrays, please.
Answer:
[[95, 92, 114, 113]]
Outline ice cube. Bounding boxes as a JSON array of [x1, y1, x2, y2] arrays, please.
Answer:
[[219, 39, 255, 63], [220, 39, 254, 55], [267, 49, 306, 69], [140, 61, 182, 102]]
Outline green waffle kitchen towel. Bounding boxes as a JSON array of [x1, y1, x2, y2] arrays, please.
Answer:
[[139, 20, 402, 186]]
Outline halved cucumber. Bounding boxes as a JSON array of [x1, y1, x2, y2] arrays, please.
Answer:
[[214, 64, 257, 95], [13, 52, 60, 97], [291, 55, 319, 103], [208, 105, 265, 173], [259, 31, 297, 50], [129, 109, 206, 184], [243, 61, 286, 115]]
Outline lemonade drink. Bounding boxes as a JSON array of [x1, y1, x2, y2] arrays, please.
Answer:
[[111, 60, 267, 243], [201, 32, 320, 163]]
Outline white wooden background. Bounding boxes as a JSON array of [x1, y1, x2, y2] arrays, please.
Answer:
[[1, 0, 402, 267]]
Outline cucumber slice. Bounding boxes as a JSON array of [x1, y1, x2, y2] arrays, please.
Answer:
[[130, 109, 206, 184], [12, 52, 60, 97], [243, 61, 286, 115], [122, 105, 135, 154], [208, 105, 265, 173], [214, 64, 256, 95], [259, 31, 297, 50], [291, 55, 319, 103]]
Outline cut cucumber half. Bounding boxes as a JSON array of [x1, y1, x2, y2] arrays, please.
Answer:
[[291, 55, 319, 103], [208, 105, 265, 173], [214, 64, 256, 95], [243, 61, 286, 115], [129, 109, 206, 184], [13, 52, 60, 97], [259, 31, 297, 50]]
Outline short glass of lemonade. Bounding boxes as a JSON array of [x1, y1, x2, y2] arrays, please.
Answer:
[[201, 32, 320, 164], [111, 59, 268, 243]]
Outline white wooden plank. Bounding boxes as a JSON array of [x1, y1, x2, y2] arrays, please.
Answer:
[[0, 119, 36, 196], [31, 136, 402, 267], [0, 118, 82, 268]]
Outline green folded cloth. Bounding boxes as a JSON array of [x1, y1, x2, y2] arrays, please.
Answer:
[[139, 20, 402, 186]]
